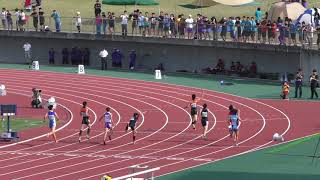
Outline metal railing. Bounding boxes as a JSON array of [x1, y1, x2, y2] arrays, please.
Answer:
[[1, 15, 319, 50]]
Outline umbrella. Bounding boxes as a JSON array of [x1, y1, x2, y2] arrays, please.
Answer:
[[102, 0, 159, 5], [180, 0, 219, 9]]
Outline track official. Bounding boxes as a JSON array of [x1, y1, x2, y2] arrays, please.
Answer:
[[99, 49, 108, 70]]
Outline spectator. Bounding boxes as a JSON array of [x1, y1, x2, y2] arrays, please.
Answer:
[[102, 12, 107, 35], [83, 48, 90, 66], [36, 0, 42, 6], [144, 12, 151, 36], [163, 13, 170, 37], [131, 10, 139, 35], [94, 0, 102, 17], [14, 8, 19, 30], [138, 12, 144, 35], [6, 10, 13, 31], [228, 17, 236, 41], [211, 17, 218, 41], [39, 8, 45, 31], [220, 17, 227, 41], [111, 48, 117, 67], [23, 42, 32, 65], [51, 10, 61, 32], [316, 27, 320, 50], [129, 50, 136, 69], [310, 69, 319, 99], [19, 9, 26, 31], [302, 0, 307, 8], [1, 8, 7, 30], [305, 23, 314, 47], [235, 61, 243, 73], [108, 12, 115, 35], [249, 62, 257, 75], [294, 69, 303, 98], [99, 48, 108, 70], [116, 49, 123, 68], [255, 7, 262, 22], [62, 48, 69, 64], [120, 11, 128, 36], [71, 47, 77, 65], [48, 48, 55, 64], [185, 15, 194, 39], [289, 19, 296, 46], [74, 11, 81, 33], [215, 59, 225, 71], [230, 61, 236, 72], [157, 11, 164, 36], [30, 8, 39, 31], [96, 13, 102, 35]]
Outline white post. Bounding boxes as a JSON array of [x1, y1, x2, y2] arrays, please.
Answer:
[[78, 64, 85, 74], [154, 70, 162, 79], [31, 61, 40, 70]]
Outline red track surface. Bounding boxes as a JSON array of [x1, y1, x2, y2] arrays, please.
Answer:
[[0, 69, 318, 179]]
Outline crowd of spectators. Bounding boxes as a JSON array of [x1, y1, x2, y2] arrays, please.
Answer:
[[203, 59, 257, 77], [1, 0, 320, 49]]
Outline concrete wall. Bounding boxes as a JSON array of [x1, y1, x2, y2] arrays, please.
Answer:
[[0, 30, 316, 80]]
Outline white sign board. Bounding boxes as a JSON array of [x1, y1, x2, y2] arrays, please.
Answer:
[[78, 65, 85, 74], [32, 61, 39, 70], [154, 70, 162, 80]]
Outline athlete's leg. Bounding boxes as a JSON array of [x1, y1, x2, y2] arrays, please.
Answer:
[[51, 126, 57, 143]]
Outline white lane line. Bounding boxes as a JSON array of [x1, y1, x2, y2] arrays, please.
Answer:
[[0, 91, 74, 149]]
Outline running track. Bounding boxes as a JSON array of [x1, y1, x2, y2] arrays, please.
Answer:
[[0, 68, 318, 179]]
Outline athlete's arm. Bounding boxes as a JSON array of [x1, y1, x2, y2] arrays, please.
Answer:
[[43, 113, 48, 122]]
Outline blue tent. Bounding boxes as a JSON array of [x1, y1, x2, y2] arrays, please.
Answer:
[[296, 8, 320, 25]]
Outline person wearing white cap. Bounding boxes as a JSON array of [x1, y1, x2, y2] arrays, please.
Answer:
[[74, 11, 81, 33], [99, 49, 108, 70], [23, 42, 31, 67]]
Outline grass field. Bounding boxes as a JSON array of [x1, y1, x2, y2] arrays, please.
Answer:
[[0, 118, 46, 133], [158, 134, 320, 180]]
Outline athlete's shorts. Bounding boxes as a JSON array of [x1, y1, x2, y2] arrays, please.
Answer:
[[105, 122, 112, 129], [49, 119, 56, 129], [201, 118, 208, 127], [129, 126, 135, 131], [191, 109, 197, 116], [231, 125, 239, 132], [82, 116, 90, 125]]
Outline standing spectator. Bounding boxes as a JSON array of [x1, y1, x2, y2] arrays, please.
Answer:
[[19, 9, 26, 31], [297, 22, 304, 45], [250, 17, 256, 42], [108, 12, 115, 35], [235, 17, 242, 42], [120, 11, 128, 36], [157, 11, 164, 36], [228, 17, 235, 41], [102, 12, 107, 35], [255, 7, 262, 22], [23, 42, 32, 65], [131, 10, 138, 35], [249, 62, 257, 75], [36, 0, 42, 6], [150, 13, 157, 36], [144, 12, 151, 36], [6, 10, 13, 31], [1, 8, 7, 30], [185, 15, 194, 39], [99, 48, 108, 70], [94, 0, 102, 17], [83, 48, 90, 66], [111, 48, 117, 67], [310, 69, 319, 99], [211, 17, 218, 40], [30, 8, 39, 31], [305, 23, 314, 47], [138, 12, 144, 35], [14, 8, 20, 31], [39, 8, 45, 31], [289, 19, 297, 46], [48, 48, 55, 64], [294, 69, 303, 98], [71, 47, 77, 65], [129, 50, 136, 69], [220, 18, 227, 41], [95, 13, 102, 35], [62, 48, 69, 64], [74, 11, 81, 33], [51, 10, 61, 32], [116, 49, 123, 68], [316, 27, 320, 50], [163, 13, 170, 38]]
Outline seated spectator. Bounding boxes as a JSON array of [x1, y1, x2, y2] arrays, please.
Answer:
[[249, 61, 257, 75], [230, 61, 236, 72], [235, 61, 243, 73], [215, 59, 225, 71]]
